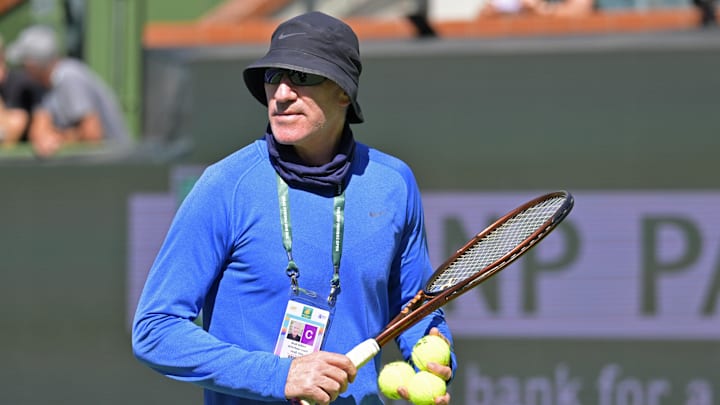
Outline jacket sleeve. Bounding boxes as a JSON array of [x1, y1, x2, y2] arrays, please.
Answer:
[[131, 165, 292, 400]]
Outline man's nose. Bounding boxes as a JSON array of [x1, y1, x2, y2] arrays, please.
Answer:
[[273, 77, 297, 102]]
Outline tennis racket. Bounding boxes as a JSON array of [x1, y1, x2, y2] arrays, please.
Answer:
[[301, 190, 573, 404]]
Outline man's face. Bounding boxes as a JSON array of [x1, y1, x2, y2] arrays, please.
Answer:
[[22, 60, 49, 87], [264, 71, 350, 157]]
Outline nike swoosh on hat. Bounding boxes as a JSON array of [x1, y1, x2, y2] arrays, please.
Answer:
[[278, 32, 306, 40]]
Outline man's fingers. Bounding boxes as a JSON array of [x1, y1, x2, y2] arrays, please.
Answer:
[[323, 352, 357, 383], [426, 361, 453, 381], [397, 385, 410, 400], [428, 327, 451, 346], [285, 351, 356, 403], [434, 392, 451, 405]]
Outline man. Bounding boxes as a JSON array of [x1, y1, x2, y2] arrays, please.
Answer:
[[0, 35, 45, 148], [692, 0, 717, 26], [7, 25, 130, 157], [132, 12, 454, 405], [287, 322, 303, 342]]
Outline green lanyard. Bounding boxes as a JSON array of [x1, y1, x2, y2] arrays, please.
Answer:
[[277, 175, 345, 306]]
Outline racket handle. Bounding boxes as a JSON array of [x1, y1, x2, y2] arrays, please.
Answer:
[[345, 338, 381, 367], [298, 339, 381, 405]]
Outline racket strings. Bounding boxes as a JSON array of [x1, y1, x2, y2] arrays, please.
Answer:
[[426, 196, 567, 293]]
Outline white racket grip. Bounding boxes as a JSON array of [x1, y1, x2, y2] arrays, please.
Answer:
[[299, 339, 380, 405], [345, 338, 381, 367]]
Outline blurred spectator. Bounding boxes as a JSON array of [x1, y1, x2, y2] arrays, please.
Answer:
[[0, 35, 45, 148], [479, 0, 594, 18], [7, 25, 131, 158], [527, 0, 595, 17], [479, 0, 537, 17], [63, 0, 86, 59], [692, 0, 717, 26]]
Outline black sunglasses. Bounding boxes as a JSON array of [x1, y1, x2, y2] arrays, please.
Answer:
[[264, 68, 327, 86]]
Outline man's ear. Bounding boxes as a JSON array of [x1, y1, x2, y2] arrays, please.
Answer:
[[339, 91, 351, 107]]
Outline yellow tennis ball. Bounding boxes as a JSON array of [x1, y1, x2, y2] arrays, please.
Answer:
[[407, 370, 447, 405], [377, 361, 416, 400], [411, 335, 450, 371]]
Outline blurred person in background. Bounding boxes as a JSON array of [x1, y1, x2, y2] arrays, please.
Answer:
[[527, 0, 595, 17], [132, 11, 455, 405], [479, 0, 594, 17], [692, 0, 717, 26], [0, 34, 45, 149], [7, 25, 131, 158]]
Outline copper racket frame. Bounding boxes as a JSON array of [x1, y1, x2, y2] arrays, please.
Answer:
[[374, 190, 574, 347]]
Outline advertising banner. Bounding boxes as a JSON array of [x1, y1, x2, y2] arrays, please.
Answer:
[[129, 185, 720, 404]]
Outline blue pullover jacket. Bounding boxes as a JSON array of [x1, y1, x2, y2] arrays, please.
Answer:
[[132, 139, 454, 404]]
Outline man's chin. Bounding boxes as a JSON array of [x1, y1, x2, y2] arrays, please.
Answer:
[[270, 127, 307, 146], [272, 134, 297, 144]]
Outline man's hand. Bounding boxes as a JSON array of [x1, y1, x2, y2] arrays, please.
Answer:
[[32, 131, 62, 158], [398, 327, 453, 404], [29, 110, 63, 158], [285, 351, 357, 405]]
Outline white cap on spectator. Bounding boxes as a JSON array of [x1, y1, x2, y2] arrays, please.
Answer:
[[7, 25, 59, 65]]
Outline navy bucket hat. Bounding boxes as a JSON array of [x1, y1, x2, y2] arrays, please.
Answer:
[[243, 12, 364, 124]]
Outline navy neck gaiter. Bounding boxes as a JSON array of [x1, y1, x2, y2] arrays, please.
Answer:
[[266, 124, 356, 194]]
